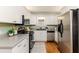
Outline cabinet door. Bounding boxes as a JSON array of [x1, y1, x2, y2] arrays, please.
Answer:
[[12, 39, 26, 53], [30, 15, 37, 25], [21, 38, 29, 53], [46, 16, 58, 25], [12, 42, 23, 53], [34, 31, 39, 41], [40, 31, 47, 41], [23, 39, 29, 53], [0, 7, 22, 24], [12, 38, 29, 53], [23, 35, 29, 53], [34, 31, 47, 41]]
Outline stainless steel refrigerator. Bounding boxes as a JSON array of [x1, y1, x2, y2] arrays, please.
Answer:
[[58, 9, 79, 53]]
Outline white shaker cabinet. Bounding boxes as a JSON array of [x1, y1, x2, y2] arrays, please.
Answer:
[[54, 28, 58, 43], [30, 15, 37, 25], [12, 38, 29, 53], [12, 36, 29, 53], [46, 15, 58, 25], [34, 30, 47, 41], [0, 34, 29, 53], [0, 7, 25, 24], [0, 39, 29, 53]]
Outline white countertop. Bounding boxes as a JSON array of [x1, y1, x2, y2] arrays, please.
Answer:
[[0, 34, 29, 49]]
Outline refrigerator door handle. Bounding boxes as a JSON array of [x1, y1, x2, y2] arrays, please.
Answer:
[[58, 20, 63, 37], [60, 23, 63, 37]]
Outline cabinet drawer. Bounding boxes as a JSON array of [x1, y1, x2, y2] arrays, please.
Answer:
[[23, 39, 29, 52], [12, 37, 29, 53], [12, 39, 26, 53]]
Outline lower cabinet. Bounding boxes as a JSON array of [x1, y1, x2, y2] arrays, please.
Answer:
[[0, 35, 29, 53], [34, 31, 47, 41], [12, 40, 28, 53], [12, 38, 29, 53]]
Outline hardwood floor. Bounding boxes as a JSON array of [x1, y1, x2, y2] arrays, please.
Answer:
[[45, 41, 60, 53]]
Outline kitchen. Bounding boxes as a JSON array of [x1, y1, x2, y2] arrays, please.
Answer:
[[0, 6, 79, 53]]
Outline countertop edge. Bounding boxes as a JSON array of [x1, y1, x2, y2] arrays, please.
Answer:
[[0, 34, 29, 49]]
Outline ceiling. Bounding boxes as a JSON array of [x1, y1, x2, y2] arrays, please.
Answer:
[[26, 6, 64, 13]]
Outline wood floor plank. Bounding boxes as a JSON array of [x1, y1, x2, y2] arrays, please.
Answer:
[[45, 41, 60, 53]]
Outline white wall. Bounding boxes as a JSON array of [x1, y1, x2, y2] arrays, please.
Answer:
[[30, 13, 59, 25]]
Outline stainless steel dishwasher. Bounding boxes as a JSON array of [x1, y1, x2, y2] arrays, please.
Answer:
[[47, 31, 55, 41]]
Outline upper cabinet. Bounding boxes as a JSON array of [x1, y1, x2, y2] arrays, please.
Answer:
[[0, 7, 31, 24], [46, 15, 58, 25], [30, 15, 37, 25], [0, 7, 22, 24], [30, 14, 58, 26]]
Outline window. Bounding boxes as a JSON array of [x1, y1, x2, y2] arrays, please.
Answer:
[[37, 17, 45, 26]]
